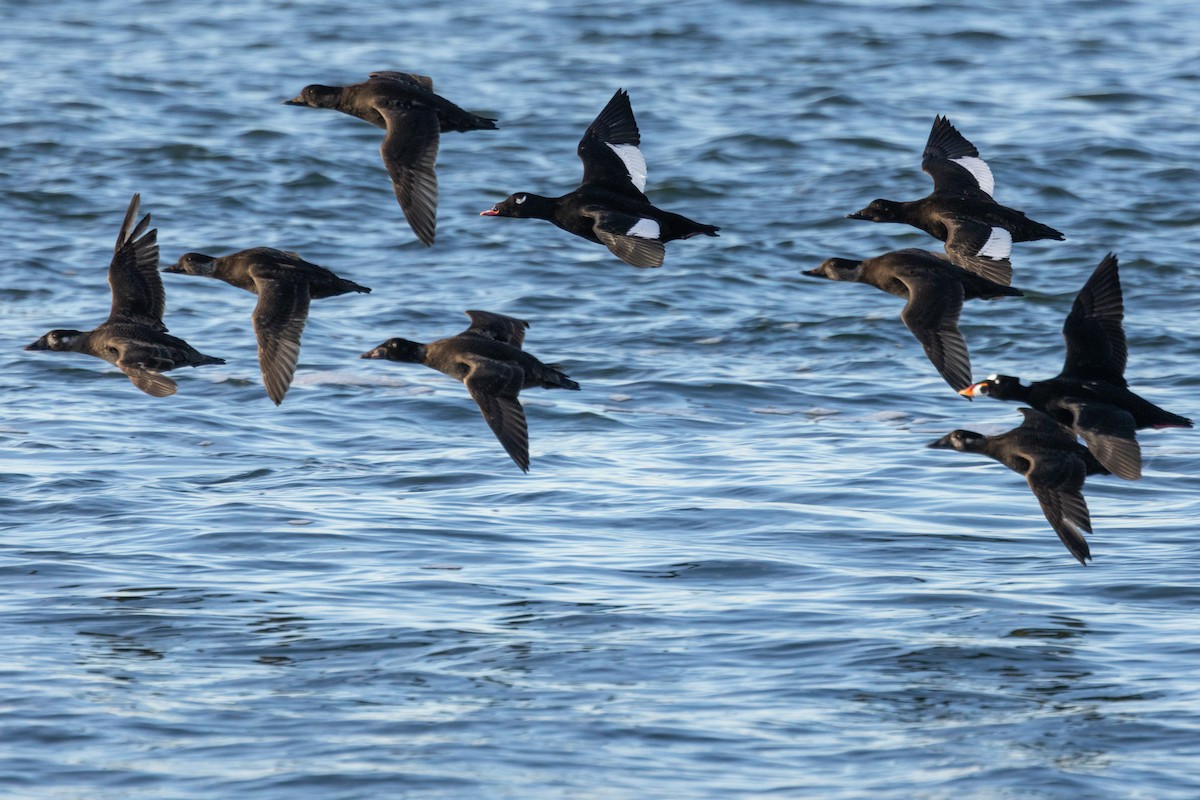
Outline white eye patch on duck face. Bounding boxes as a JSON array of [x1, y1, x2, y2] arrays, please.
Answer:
[[515, 195, 527, 205]]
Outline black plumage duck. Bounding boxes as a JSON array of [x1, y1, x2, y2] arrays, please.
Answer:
[[960, 253, 1192, 480], [165, 248, 370, 405], [361, 311, 580, 472], [928, 408, 1111, 566], [480, 89, 718, 268], [285, 71, 497, 246], [804, 249, 1023, 392], [25, 194, 223, 397], [847, 115, 1063, 280]]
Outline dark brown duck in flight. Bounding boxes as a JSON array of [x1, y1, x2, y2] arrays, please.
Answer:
[[928, 407, 1111, 566], [361, 311, 580, 472], [960, 253, 1192, 480], [480, 89, 718, 268], [25, 194, 224, 397], [285, 71, 497, 246], [165, 248, 370, 405], [804, 248, 1023, 393], [847, 115, 1063, 282]]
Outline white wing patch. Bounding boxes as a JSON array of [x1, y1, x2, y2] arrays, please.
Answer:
[[952, 155, 995, 196], [607, 143, 648, 192], [626, 218, 660, 239], [977, 227, 1013, 260]]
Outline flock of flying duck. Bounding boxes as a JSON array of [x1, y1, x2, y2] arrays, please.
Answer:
[[24, 72, 1191, 565]]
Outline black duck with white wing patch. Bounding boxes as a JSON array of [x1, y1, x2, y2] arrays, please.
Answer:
[[25, 194, 224, 397], [165, 247, 370, 405], [928, 408, 1111, 566], [285, 71, 496, 246], [804, 248, 1023, 393], [847, 115, 1064, 271], [960, 253, 1192, 480], [360, 310, 580, 472], [480, 89, 718, 267]]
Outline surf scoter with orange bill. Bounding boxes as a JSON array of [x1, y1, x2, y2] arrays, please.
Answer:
[[804, 248, 1023, 393], [360, 311, 580, 472], [25, 194, 223, 397], [847, 115, 1063, 278], [480, 89, 718, 268], [285, 71, 497, 246], [960, 253, 1192, 480], [928, 408, 1111, 566]]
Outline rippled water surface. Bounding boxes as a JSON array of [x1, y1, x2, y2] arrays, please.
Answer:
[[3, 1, 1200, 797]]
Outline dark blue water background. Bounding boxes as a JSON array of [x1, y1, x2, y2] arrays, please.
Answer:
[[2, 0, 1199, 797]]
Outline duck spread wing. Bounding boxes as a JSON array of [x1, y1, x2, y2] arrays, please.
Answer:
[[462, 310, 530, 348], [107, 194, 166, 330], [1061, 253, 1127, 385], [1025, 450, 1093, 565], [576, 89, 648, 200], [378, 105, 441, 246], [942, 216, 1013, 285], [461, 354, 530, 471], [583, 207, 665, 268], [921, 115, 995, 197], [899, 274, 972, 391], [252, 276, 311, 405]]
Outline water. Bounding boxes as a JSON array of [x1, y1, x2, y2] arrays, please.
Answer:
[[2, 0, 1199, 797]]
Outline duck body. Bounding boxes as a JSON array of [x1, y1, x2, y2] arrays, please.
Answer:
[[481, 89, 717, 268], [962, 254, 1192, 480], [361, 311, 579, 472], [805, 248, 1023, 392], [928, 408, 1110, 565], [292, 74, 496, 135], [165, 248, 370, 405], [847, 116, 1062, 276], [285, 71, 496, 246], [851, 193, 1063, 245], [489, 185, 718, 255], [25, 194, 223, 397]]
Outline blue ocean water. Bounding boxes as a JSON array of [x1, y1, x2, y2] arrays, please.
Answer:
[[2, 0, 1199, 797]]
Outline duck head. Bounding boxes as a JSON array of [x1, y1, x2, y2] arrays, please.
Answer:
[[846, 199, 901, 223], [803, 258, 863, 282], [283, 85, 341, 109], [959, 374, 1024, 400], [480, 193, 547, 219], [361, 338, 425, 363], [26, 329, 85, 352], [163, 253, 218, 277], [927, 429, 988, 453]]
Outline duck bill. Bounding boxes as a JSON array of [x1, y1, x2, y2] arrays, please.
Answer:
[[282, 96, 307, 106], [926, 433, 956, 449], [845, 211, 869, 220], [479, 207, 500, 216], [24, 335, 50, 351], [958, 383, 983, 398], [360, 346, 387, 359], [802, 267, 825, 277]]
